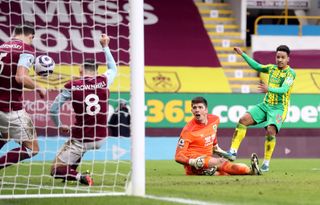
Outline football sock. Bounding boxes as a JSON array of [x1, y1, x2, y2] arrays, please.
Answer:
[[51, 166, 79, 181], [219, 161, 250, 175], [264, 135, 276, 162], [230, 123, 247, 153], [0, 146, 31, 169]]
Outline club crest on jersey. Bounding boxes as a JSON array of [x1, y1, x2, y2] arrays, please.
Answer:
[[212, 124, 217, 132], [276, 114, 282, 124], [284, 77, 293, 86], [178, 138, 184, 148]]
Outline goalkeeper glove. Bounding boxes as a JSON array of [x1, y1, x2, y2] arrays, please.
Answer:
[[188, 156, 205, 169]]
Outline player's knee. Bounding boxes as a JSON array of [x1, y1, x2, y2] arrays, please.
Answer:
[[209, 157, 227, 167], [217, 158, 227, 165], [266, 125, 277, 136], [239, 114, 252, 125]]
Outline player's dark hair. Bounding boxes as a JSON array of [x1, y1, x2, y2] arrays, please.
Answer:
[[276, 45, 290, 56], [83, 59, 98, 71], [13, 23, 35, 36], [191, 96, 208, 108]]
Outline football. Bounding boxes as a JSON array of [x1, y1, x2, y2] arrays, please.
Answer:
[[34, 55, 55, 76]]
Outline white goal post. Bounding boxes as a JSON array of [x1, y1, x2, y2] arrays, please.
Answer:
[[0, 0, 145, 198], [129, 0, 146, 197]]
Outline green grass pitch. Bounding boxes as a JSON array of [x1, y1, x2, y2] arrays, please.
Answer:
[[1, 159, 320, 205]]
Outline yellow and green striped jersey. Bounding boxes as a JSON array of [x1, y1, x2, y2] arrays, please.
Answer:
[[241, 53, 296, 109]]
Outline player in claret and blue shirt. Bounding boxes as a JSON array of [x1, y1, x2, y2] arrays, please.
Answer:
[[224, 45, 296, 172], [0, 23, 46, 171], [49, 34, 117, 186]]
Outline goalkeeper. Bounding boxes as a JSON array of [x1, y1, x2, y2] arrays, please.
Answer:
[[175, 97, 261, 176], [49, 34, 117, 186]]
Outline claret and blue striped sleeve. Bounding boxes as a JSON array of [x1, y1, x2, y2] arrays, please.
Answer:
[[49, 89, 71, 127], [102, 47, 117, 87]]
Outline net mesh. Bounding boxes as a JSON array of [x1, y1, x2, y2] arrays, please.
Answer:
[[0, 0, 131, 197]]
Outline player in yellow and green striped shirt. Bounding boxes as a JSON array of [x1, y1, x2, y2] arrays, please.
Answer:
[[223, 45, 296, 172]]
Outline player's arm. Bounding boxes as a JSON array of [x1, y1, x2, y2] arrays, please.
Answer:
[[16, 53, 46, 98], [49, 89, 71, 128], [175, 136, 191, 165], [234, 47, 269, 73], [100, 34, 118, 87], [175, 132, 205, 169]]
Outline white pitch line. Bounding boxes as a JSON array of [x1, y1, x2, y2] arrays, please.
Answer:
[[311, 168, 320, 171], [145, 195, 224, 205]]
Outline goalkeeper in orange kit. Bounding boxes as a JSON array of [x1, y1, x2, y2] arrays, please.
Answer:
[[175, 97, 261, 176]]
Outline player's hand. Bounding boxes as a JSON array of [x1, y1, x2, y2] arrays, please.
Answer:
[[258, 82, 268, 93], [234, 47, 243, 55], [100, 34, 110, 48], [59, 126, 70, 135], [36, 87, 46, 99], [189, 156, 205, 169]]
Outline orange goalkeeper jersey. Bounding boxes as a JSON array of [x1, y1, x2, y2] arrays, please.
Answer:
[[175, 114, 220, 166]]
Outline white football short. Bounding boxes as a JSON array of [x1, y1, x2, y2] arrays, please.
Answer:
[[56, 139, 105, 165], [0, 109, 36, 143]]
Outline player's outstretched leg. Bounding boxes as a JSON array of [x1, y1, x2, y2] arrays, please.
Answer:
[[250, 153, 262, 175], [226, 123, 248, 161]]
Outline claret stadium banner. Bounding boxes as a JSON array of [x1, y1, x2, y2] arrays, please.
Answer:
[[24, 92, 320, 136], [0, 0, 220, 67]]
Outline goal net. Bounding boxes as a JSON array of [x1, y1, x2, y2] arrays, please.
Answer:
[[0, 0, 144, 198]]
